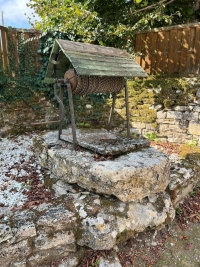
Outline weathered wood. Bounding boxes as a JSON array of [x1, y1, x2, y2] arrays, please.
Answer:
[[0, 26, 41, 71], [45, 39, 148, 81], [57, 39, 130, 58], [174, 29, 182, 73], [149, 32, 158, 74], [194, 27, 200, 74], [64, 50, 136, 63], [162, 30, 170, 73], [134, 32, 142, 65], [71, 61, 143, 71], [72, 68, 147, 77], [156, 31, 164, 72], [1, 26, 8, 68], [144, 32, 151, 74], [134, 22, 200, 75], [180, 28, 190, 73], [141, 33, 147, 70], [168, 29, 177, 73], [65, 51, 137, 64]]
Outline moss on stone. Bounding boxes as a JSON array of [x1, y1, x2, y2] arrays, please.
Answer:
[[116, 229, 136, 243], [179, 144, 200, 159]]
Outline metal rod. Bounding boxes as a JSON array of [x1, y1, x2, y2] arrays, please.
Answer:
[[58, 84, 64, 140], [108, 92, 116, 131], [66, 80, 78, 149], [124, 82, 131, 138]]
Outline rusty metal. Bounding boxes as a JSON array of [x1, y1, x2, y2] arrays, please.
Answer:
[[125, 82, 130, 138], [74, 74, 125, 95], [108, 92, 117, 131], [65, 80, 78, 149], [64, 69, 125, 95], [58, 84, 64, 139]]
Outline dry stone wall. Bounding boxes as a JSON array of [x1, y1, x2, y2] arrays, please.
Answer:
[[0, 93, 59, 137], [127, 78, 200, 145]]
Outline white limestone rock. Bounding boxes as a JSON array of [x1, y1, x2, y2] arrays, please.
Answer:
[[33, 132, 170, 202]]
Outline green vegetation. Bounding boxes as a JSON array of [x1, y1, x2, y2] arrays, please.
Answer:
[[145, 132, 159, 142], [176, 207, 183, 215], [186, 140, 197, 147], [27, 0, 198, 52]]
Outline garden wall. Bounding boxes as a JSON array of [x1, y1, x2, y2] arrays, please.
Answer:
[[0, 93, 58, 137], [126, 77, 200, 145]]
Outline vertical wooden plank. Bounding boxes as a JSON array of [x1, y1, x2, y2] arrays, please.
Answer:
[[193, 26, 200, 75], [1, 27, 9, 69], [156, 31, 165, 73], [179, 28, 190, 73], [162, 30, 170, 73], [0, 27, 3, 68], [173, 29, 182, 73], [186, 26, 195, 74], [141, 33, 147, 70], [144, 32, 151, 74], [134, 33, 142, 65], [12, 28, 19, 66], [168, 29, 177, 73], [150, 32, 158, 74]]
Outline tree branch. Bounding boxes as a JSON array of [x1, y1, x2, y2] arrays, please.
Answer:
[[133, 0, 175, 14]]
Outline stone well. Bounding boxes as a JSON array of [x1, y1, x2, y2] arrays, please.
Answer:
[[1, 129, 199, 267], [31, 130, 176, 252]]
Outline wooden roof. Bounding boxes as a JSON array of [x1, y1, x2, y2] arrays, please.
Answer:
[[44, 39, 148, 83]]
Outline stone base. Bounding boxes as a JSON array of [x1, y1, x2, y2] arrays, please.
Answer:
[[33, 131, 170, 202], [60, 128, 150, 155]]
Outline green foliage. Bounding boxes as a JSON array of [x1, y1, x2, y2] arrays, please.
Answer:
[[131, 75, 196, 109], [176, 207, 183, 215], [186, 140, 197, 147], [145, 132, 159, 142], [77, 122, 91, 128], [0, 66, 10, 101], [0, 30, 71, 103], [27, 0, 197, 52], [91, 259, 101, 266]]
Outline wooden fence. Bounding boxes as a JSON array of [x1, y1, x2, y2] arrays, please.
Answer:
[[0, 26, 41, 70], [134, 22, 200, 75], [1, 23, 200, 75]]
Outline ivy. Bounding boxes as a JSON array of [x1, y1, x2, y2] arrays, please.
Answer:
[[0, 30, 70, 102]]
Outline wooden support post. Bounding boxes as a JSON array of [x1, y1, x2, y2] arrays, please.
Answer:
[[58, 84, 64, 140], [125, 82, 131, 138], [66, 81, 78, 149], [108, 92, 116, 131]]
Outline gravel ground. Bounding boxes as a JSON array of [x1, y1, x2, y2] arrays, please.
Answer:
[[0, 132, 54, 219]]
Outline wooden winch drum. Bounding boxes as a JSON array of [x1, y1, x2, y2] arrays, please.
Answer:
[[64, 69, 125, 95]]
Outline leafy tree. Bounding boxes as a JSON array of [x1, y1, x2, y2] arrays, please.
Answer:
[[27, 0, 199, 52]]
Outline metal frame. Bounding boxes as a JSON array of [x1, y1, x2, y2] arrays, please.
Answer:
[[32, 78, 131, 146]]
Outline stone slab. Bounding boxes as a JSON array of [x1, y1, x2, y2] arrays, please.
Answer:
[[33, 131, 170, 202], [60, 128, 150, 155]]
